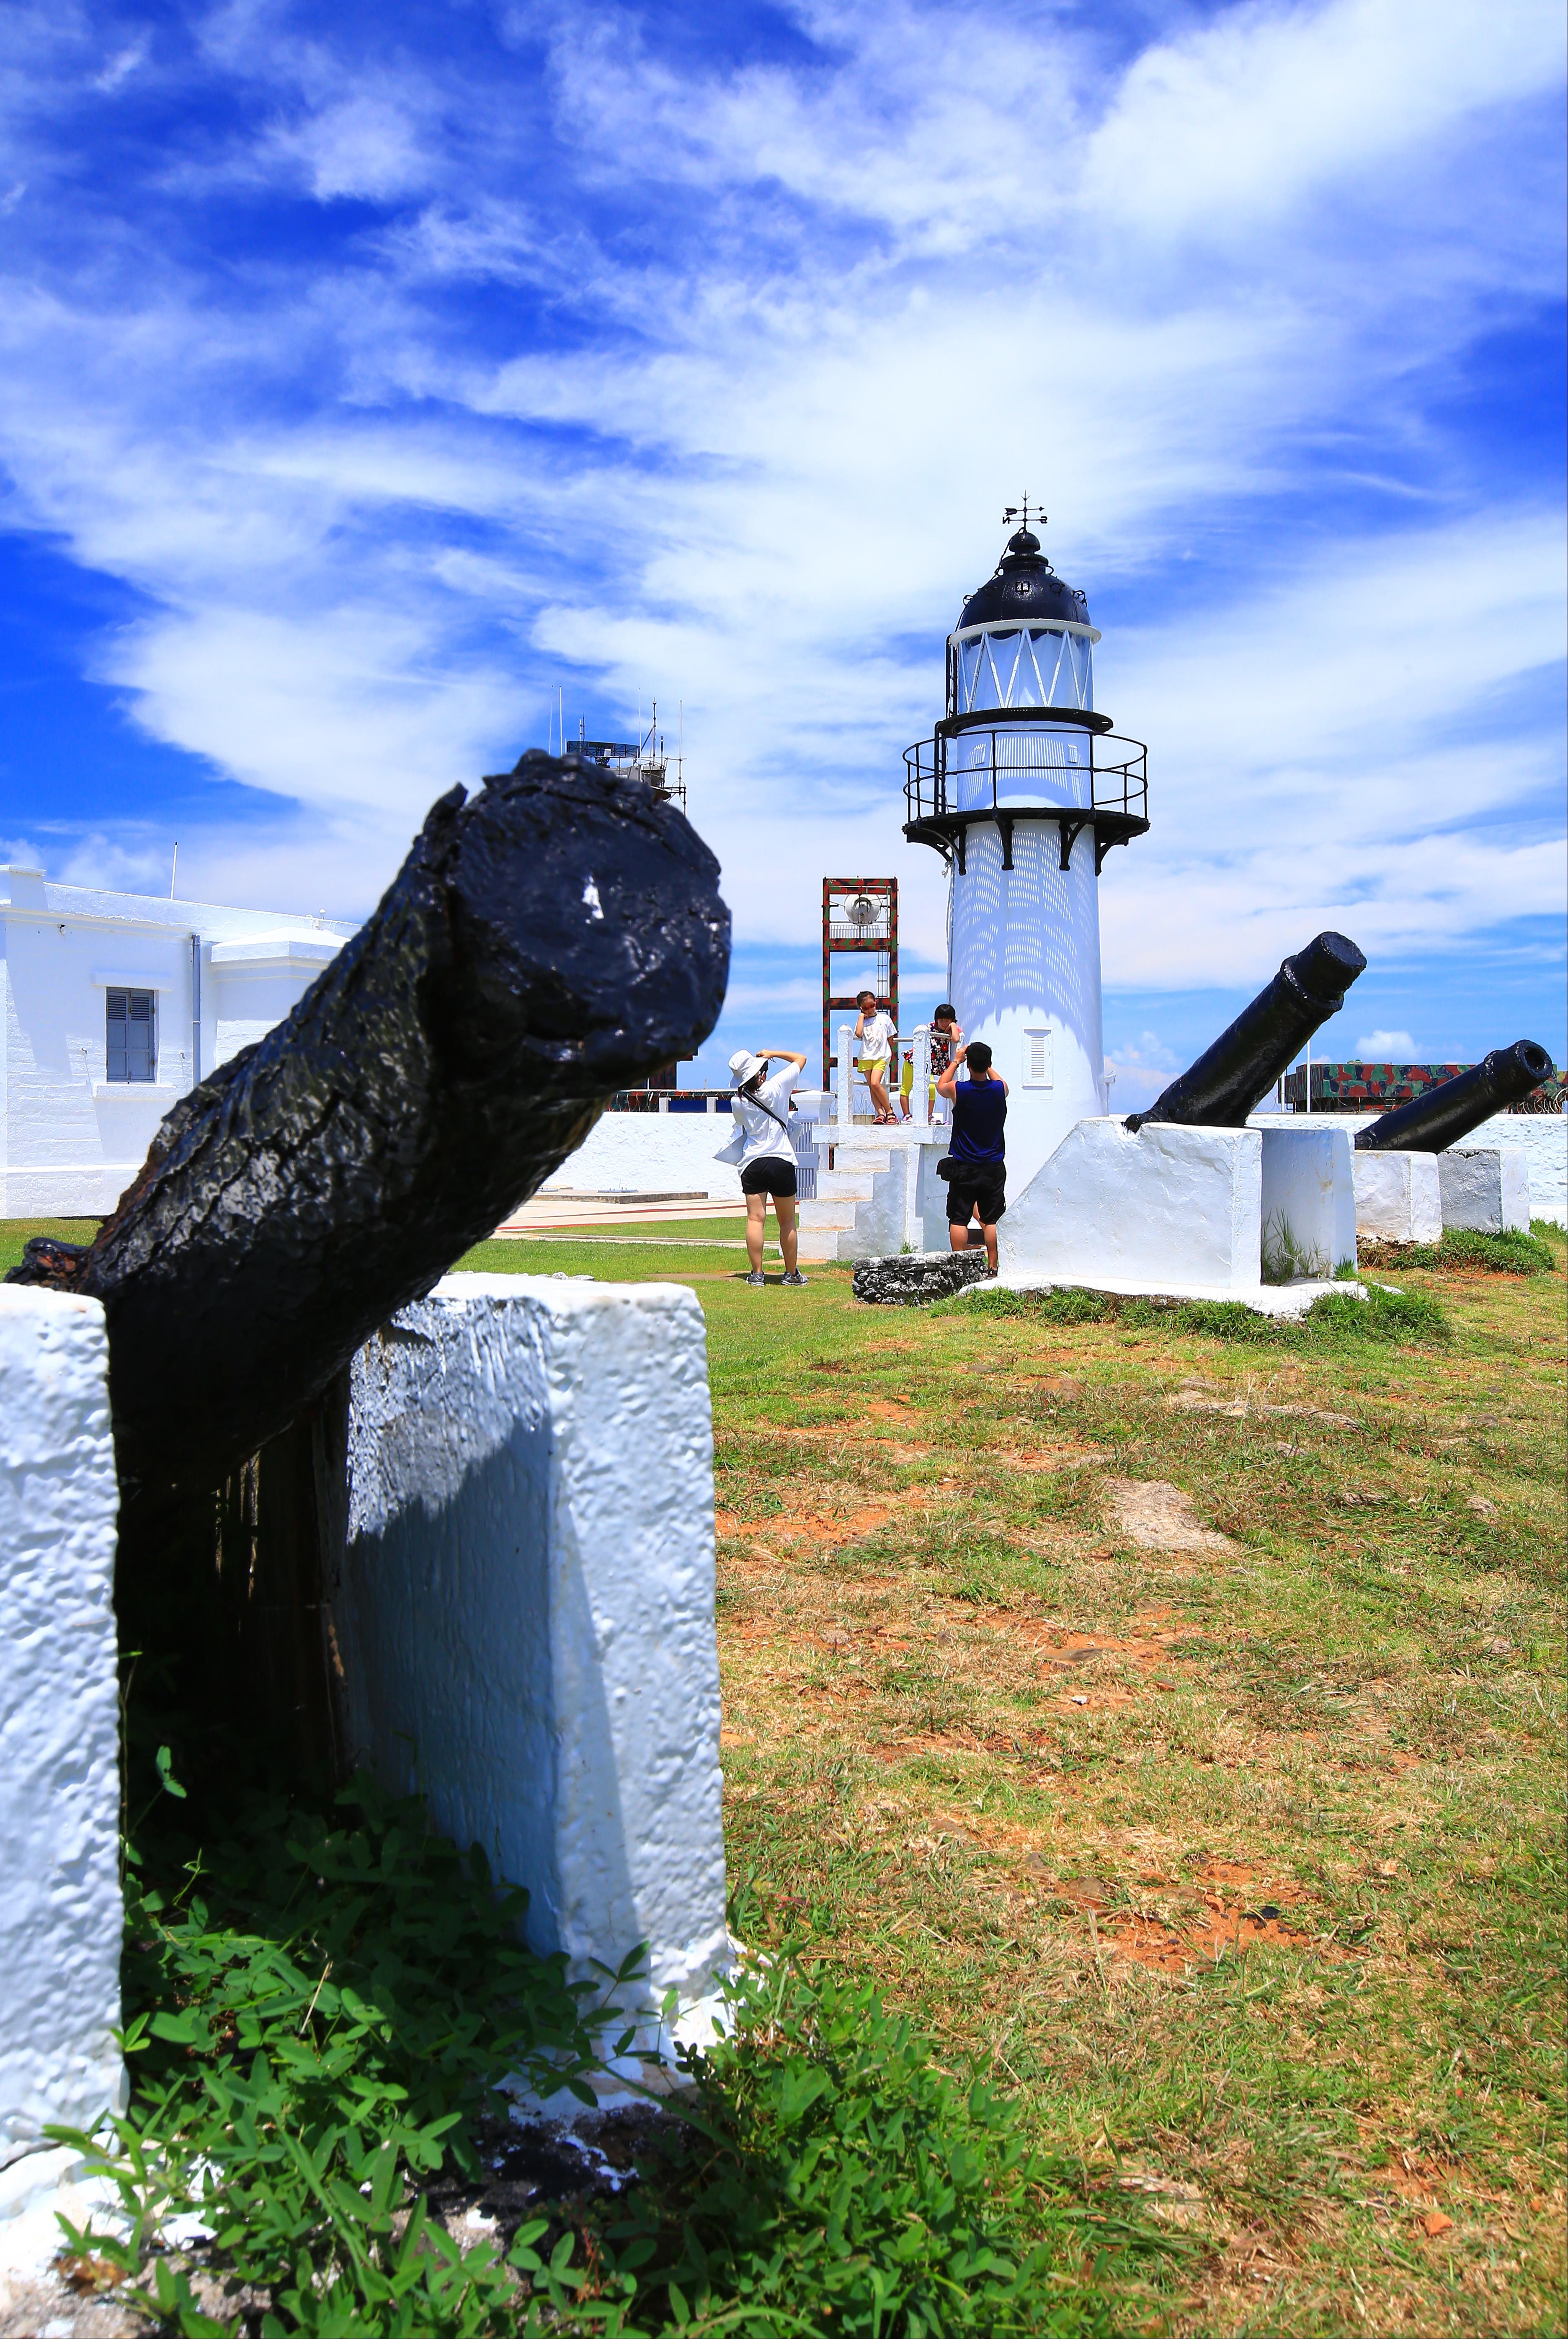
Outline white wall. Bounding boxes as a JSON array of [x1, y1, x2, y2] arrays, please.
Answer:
[[539, 1107, 746, 1202], [946, 821, 1105, 1199], [1, 864, 354, 1216], [0, 1288, 125, 2169]]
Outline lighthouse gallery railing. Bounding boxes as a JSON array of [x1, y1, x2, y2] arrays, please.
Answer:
[[902, 714, 1149, 873]]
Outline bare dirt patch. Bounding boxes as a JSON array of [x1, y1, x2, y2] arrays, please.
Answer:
[[994, 1443, 1108, 1473], [716, 1503, 892, 1546], [1102, 1478, 1239, 1552]]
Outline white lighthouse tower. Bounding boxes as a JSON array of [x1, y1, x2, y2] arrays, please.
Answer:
[[903, 508, 1149, 1195]]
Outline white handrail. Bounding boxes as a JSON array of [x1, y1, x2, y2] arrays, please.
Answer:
[[910, 1024, 931, 1128], [836, 1025, 854, 1130]]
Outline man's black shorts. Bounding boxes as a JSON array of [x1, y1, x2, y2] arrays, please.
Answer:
[[945, 1165, 1006, 1225], [741, 1157, 798, 1198]]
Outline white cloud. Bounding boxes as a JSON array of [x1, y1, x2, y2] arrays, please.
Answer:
[[93, 36, 149, 96], [1086, 0, 1565, 240], [1354, 1029, 1417, 1057], [0, 0, 1558, 1028]]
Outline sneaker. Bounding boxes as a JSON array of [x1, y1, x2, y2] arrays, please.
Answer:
[[781, 1268, 808, 1286], [745, 1271, 766, 1287]]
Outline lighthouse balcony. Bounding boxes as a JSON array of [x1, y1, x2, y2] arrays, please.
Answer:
[[903, 712, 1149, 874]]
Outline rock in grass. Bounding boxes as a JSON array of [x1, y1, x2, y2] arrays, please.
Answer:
[[852, 1250, 994, 1305]]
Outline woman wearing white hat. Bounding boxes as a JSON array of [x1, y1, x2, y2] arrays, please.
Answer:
[[720, 1046, 810, 1287]]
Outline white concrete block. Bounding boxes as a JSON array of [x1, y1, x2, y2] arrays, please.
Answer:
[[334, 1274, 727, 2012], [0, 1288, 125, 2169], [1351, 1151, 1443, 1246], [1439, 1146, 1531, 1234], [999, 1119, 1262, 1289], [1260, 1126, 1357, 1278]]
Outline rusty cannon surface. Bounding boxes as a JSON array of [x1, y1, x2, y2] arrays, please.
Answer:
[[9, 751, 730, 1513], [1124, 931, 1367, 1134], [1353, 1040, 1555, 1152]]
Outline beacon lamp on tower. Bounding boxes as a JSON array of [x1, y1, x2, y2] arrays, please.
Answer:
[[903, 505, 1149, 1193]]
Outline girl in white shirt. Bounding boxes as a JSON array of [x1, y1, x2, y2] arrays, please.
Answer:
[[854, 990, 898, 1125], [724, 1047, 810, 1286]]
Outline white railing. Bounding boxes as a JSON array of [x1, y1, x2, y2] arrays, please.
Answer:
[[910, 1025, 931, 1128], [836, 1025, 855, 1131]]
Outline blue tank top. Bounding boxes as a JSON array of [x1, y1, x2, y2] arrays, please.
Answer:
[[951, 1077, 1006, 1163]]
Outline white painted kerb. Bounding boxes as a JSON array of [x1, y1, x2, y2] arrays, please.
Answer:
[[0, 1288, 126, 2170], [334, 1275, 728, 2011]]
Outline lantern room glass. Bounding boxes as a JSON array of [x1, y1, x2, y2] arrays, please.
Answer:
[[950, 625, 1093, 717]]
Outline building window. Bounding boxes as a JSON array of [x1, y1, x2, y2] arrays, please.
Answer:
[[106, 989, 157, 1082]]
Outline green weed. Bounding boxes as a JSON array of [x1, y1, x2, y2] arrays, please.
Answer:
[[606, 1958, 1155, 2335], [961, 1283, 1449, 1347], [1361, 1226, 1559, 1276], [52, 1777, 1140, 2334]]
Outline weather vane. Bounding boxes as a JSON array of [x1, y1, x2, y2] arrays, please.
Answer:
[[1002, 497, 1045, 532]]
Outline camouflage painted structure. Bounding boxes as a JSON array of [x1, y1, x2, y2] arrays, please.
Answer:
[[1283, 1060, 1565, 1115]]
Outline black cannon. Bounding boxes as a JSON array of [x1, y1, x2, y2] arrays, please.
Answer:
[[10, 750, 730, 1509], [9, 749, 730, 1788], [1353, 1040, 1554, 1152], [1124, 931, 1367, 1133]]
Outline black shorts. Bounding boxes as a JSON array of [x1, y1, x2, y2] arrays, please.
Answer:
[[740, 1158, 798, 1198], [945, 1165, 1006, 1225]]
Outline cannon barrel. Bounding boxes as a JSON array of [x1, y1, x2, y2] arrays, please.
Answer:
[[1353, 1040, 1554, 1152], [8, 751, 730, 1509], [1124, 931, 1367, 1133]]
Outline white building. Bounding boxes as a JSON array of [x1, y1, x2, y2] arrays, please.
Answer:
[[1, 862, 357, 1217], [901, 516, 1150, 1196]]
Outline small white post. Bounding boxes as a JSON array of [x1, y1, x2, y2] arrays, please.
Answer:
[[911, 1025, 931, 1128], [1305, 1041, 1312, 1116], [836, 1025, 854, 1130]]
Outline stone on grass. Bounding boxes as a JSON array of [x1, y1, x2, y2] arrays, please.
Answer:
[[852, 1250, 993, 1305], [1104, 1478, 1238, 1554]]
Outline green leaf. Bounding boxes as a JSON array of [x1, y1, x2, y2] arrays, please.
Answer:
[[148, 2010, 204, 2045]]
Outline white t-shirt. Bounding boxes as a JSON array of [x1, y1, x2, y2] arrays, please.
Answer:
[[730, 1064, 800, 1169], [856, 1011, 896, 1064]]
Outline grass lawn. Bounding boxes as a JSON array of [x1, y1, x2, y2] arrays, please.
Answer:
[[455, 1225, 1568, 2336], [7, 1214, 1562, 2331]]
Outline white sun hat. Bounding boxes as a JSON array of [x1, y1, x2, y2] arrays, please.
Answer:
[[729, 1048, 765, 1087]]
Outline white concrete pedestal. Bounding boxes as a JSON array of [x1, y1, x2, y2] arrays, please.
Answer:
[[1352, 1151, 1443, 1245], [1260, 1125, 1358, 1278], [0, 1289, 126, 2176], [1439, 1146, 1530, 1234], [999, 1119, 1264, 1288], [334, 1274, 728, 2016]]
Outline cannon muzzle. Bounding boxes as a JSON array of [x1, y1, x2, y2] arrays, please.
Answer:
[[1125, 931, 1367, 1133], [1354, 1040, 1554, 1153]]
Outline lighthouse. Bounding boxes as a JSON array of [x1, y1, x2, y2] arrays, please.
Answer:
[[903, 508, 1149, 1193]]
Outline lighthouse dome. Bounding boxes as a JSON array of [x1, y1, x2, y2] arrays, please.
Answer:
[[957, 527, 1090, 631]]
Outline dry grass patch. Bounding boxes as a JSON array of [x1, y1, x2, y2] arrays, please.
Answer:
[[695, 1231, 1567, 2336]]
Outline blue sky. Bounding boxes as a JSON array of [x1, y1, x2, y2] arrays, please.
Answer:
[[1, 0, 1563, 1101]]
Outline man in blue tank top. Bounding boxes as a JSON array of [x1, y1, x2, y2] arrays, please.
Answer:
[[935, 1040, 1007, 1274]]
